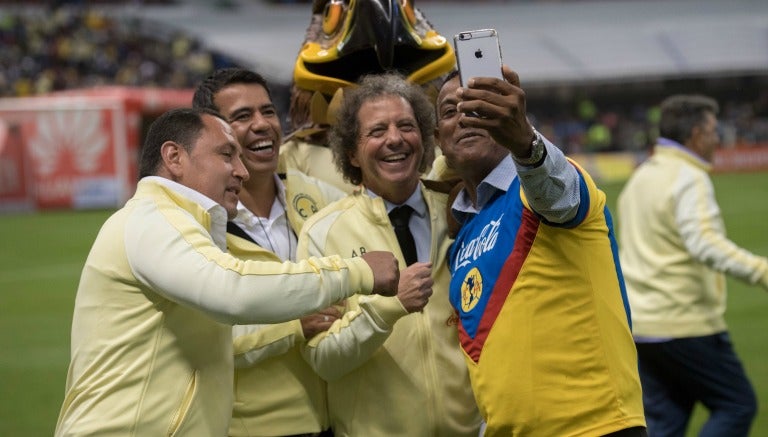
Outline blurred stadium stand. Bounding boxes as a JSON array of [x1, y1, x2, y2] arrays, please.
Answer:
[[1, 0, 767, 154]]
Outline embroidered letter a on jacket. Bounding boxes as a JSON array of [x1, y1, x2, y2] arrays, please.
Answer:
[[350, 247, 367, 257]]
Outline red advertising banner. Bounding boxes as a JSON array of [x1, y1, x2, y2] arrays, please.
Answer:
[[0, 119, 33, 211], [20, 105, 123, 210], [712, 145, 768, 173], [0, 87, 193, 213], [571, 145, 768, 184]]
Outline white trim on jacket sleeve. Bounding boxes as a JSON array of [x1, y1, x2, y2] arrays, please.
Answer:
[[232, 321, 304, 368], [125, 201, 373, 325], [674, 166, 768, 286]]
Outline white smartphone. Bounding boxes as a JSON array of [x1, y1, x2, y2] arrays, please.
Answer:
[[453, 29, 503, 87]]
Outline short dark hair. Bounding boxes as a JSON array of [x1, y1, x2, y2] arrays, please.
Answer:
[[192, 67, 272, 111], [658, 94, 719, 144], [441, 70, 460, 90], [330, 73, 436, 185], [139, 107, 223, 178]]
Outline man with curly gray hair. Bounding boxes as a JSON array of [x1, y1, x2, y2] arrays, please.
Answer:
[[329, 73, 436, 190], [296, 73, 481, 436]]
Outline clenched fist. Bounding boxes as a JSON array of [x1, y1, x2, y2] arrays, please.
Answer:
[[361, 251, 400, 297], [397, 262, 434, 313]]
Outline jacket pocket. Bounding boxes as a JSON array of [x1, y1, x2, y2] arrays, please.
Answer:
[[166, 370, 197, 436]]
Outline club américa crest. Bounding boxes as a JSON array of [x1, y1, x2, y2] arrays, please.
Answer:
[[461, 267, 483, 312], [292, 193, 319, 219]]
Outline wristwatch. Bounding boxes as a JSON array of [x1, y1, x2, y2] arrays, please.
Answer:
[[513, 128, 547, 167]]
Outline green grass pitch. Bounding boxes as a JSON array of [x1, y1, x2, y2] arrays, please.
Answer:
[[0, 171, 766, 435]]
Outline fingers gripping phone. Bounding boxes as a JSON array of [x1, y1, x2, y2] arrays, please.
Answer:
[[453, 29, 503, 87]]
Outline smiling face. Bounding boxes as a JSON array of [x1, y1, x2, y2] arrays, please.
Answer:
[[435, 75, 510, 183], [350, 95, 424, 204], [177, 115, 248, 219], [213, 82, 282, 180]]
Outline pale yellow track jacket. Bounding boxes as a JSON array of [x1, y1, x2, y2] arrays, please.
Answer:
[[297, 184, 482, 437], [55, 177, 374, 436], [227, 170, 346, 437], [619, 144, 768, 338], [279, 137, 356, 195]]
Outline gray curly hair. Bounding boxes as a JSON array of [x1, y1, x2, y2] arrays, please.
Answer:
[[330, 73, 436, 185]]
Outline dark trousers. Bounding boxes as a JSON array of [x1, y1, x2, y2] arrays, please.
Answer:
[[604, 426, 648, 437], [285, 431, 333, 437], [636, 332, 757, 437]]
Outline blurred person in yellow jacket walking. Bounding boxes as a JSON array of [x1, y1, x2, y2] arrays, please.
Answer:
[[618, 94, 768, 437]]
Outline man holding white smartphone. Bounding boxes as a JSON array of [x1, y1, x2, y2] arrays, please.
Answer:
[[453, 29, 504, 87], [434, 63, 648, 436]]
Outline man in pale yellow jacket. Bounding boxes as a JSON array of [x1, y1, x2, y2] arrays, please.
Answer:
[[194, 67, 346, 437], [298, 74, 481, 437], [619, 94, 768, 436], [55, 107, 399, 436]]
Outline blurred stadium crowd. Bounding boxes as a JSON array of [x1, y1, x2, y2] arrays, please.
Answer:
[[530, 84, 768, 154], [0, 5, 239, 97], [2, 2, 767, 153]]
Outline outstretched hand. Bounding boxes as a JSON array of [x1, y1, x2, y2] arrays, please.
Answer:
[[456, 65, 536, 158]]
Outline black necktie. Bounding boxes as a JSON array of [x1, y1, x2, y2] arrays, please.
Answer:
[[389, 205, 417, 266]]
